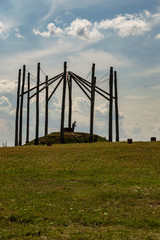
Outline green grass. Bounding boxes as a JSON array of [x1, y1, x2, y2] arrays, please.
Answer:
[[0, 141, 160, 239]]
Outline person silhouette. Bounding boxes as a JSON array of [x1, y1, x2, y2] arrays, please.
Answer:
[[72, 121, 76, 131]]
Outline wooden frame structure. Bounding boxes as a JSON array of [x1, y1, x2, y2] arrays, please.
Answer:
[[15, 62, 119, 146]]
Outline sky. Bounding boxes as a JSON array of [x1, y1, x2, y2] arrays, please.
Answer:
[[0, 0, 160, 146]]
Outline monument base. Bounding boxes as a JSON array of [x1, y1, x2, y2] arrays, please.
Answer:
[[64, 127, 74, 132]]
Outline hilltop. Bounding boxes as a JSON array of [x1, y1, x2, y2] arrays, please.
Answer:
[[26, 131, 107, 145]]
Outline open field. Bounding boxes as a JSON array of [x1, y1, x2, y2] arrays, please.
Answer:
[[0, 142, 160, 240]]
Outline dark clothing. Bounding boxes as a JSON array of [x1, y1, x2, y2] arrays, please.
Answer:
[[72, 121, 76, 130]]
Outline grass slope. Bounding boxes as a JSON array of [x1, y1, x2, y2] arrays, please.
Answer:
[[0, 142, 160, 239], [26, 132, 107, 145]]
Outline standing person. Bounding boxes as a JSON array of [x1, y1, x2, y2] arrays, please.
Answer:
[[72, 121, 77, 131]]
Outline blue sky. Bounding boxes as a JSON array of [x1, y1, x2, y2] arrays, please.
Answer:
[[0, 0, 160, 146]]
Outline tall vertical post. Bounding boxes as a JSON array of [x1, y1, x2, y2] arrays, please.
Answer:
[[109, 67, 113, 142], [35, 62, 40, 145], [60, 62, 67, 143], [26, 73, 30, 144], [45, 75, 49, 136], [15, 69, 21, 146], [68, 74, 72, 129], [19, 65, 26, 146], [89, 63, 96, 143], [114, 71, 119, 142]]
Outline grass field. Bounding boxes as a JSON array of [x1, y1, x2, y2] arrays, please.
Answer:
[[0, 142, 160, 239]]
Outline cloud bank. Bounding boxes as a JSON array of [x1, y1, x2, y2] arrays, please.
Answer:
[[1, 10, 160, 41], [32, 10, 160, 42]]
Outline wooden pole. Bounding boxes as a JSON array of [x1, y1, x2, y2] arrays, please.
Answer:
[[15, 69, 21, 146], [35, 62, 40, 145], [45, 75, 48, 136], [89, 63, 96, 143], [60, 62, 67, 143], [68, 74, 72, 128], [19, 65, 26, 146], [114, 71, 119, 142], [26, 73, 30, 144], [109, 67, 113, 142]]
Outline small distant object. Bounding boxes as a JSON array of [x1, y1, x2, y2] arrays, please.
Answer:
[[150, 137, 156, 142], [72, 121, 77, 131], [127, 139, 133, 144]]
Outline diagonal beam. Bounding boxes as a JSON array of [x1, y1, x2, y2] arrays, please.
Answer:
[[70, 72, 109, 101], [29, 75, 63, 100], [95, 88, 110, 101], [48, 77, 63, 102], [69, 71, 91, 86], [22, 72, 63, 95], [71, 75, 91, 100], [69, 72, 91, 93], [69, 71, 112, 100]]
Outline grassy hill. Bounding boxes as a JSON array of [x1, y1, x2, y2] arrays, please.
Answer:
[[25, 132, 107, 145], [0, 142, 160, 239]]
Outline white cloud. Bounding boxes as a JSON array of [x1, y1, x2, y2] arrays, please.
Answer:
[[15, 28, 25, 39], [95, 10, 160, 38], [32, 11, 160, 41], [130, 122, 142, 135], [144, 10, 160, 25], [118, 112, 124, 120], [0, 96, 12, 112], [0, 21, 9, 39], [0, 118, 9, 140], [0, 22, 4, 33], [0, 79, 17, 93], [152, 126, 160, 135], [96, 12, 150, 37], [155, 33, 160, 39], [95, 102, 108, 120], [120, 120, 143, 140], [66, 18, 103, 42], [34, 18, 103, 43], [33, 23, 63, 37], [73, 97, 90, 115]]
